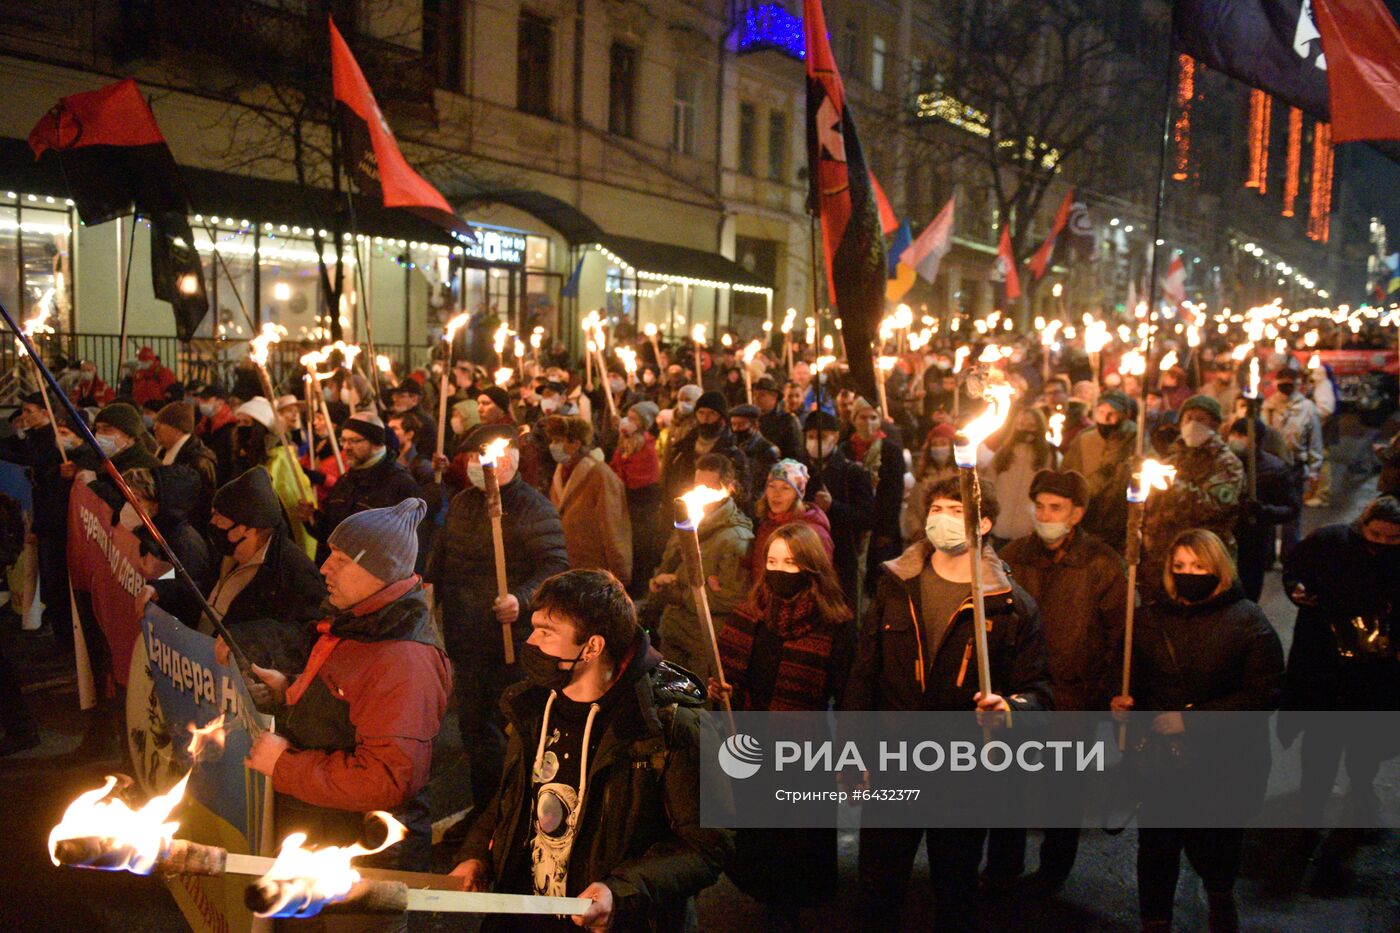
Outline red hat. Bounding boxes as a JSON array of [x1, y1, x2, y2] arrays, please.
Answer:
[[137, 346, 156, 362], [928, 423, 957, 443]]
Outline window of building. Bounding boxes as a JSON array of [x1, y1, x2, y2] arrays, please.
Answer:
[[871, 34, 886, 92], [841, 21, 859, 76], [738, 102, 757, 176], [517, 11, 553, 117], [673, 71, 697, 155], [609, 42, 638, 137], [909, 55, 924, 96], [767, 110, 788, 182], [423, 0, 463, 92]]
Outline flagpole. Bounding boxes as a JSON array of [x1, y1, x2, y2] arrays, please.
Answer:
[[117, 215, 135, 371]]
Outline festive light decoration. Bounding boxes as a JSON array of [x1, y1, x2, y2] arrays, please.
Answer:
[[912, 92, 991, 138], [591, 245, 772, 295], [735, 3, 806, 60], [1172, 55, 1196, 182], [1308, 122, 1334, 243], [1283, 107, 1302, 218], [1246, 89, 1271, 193]]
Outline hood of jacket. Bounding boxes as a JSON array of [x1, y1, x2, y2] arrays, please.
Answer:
[[323, 579, 442, 650], [882, 538, 1012, 596], [152, 463, 202, 528], [697, 495, 753, 539]]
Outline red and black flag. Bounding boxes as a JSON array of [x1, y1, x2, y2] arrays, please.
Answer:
[[804, 0, 886, 402], [28, 78, 208, 340], [330, 17, 473, 240], [991, 225, 1021, 306], [1028, 188, 1074, 281]]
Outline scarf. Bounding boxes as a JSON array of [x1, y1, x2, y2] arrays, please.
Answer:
[[284, 574, 421, 706], [717, 589, 835, 712], [850, 431, 885, 488]]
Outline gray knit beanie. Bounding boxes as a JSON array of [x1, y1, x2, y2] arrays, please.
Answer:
[[327, 497, 426, 584]]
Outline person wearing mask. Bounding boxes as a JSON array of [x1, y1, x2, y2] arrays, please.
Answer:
[[903, 423, 961, 544], [661, 391, 748, 514], [1263, 360, 1323, 561], [122, 465, 211, 585], [1226, 417, 1301, 602], [426, 424, 570, 823], [142, 466, 326, 639], [610, 401, 663, 595], [841, 397, 907, 589], [1112, 529, 1284, 933], [709, 523, 852, 927], [75, 403, 163, 519], [68, 359, 114, 409], [335, 371, 376, 415], [449, 569, 733, 932], [1280, 495, 1400, 829], [1200, 359, 1239, 413], [152, 401, 217, 530], [729, 403, 780, 511], [986, 408, 1054, 548], [1062, 389, 1137, 546], [751, 459, 834, 583], [190, 382, 239, 485], [996, 469, 1128, 893], [844, 476, 1051, 932], [233, 396, 318, 560], [649, 454, 754, 686], [274, 395, 310, 457], [802, 410, 874, 608], [1141, 395, 1245, 604], [242, 499, 451, 874], [131, 346, 176, 407], [545, 415, 632, 587], [659, 383, 703, 471], [754, 376, 802, 461]]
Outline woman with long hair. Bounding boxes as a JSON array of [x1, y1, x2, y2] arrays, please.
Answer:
[[987, 407, 1054, 547], [710, 522, 854, 929], [1112, 529, 1283, 933]]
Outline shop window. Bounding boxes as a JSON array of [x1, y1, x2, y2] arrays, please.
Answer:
[[518, 11, 553, 117], [609, 42, 637, 138], [526, 235, 550, 270], [0, 202, 73, 334], [739, 102, 757, 176]]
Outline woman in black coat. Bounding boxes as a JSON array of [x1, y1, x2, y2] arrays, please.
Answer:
[[1113, 528, 1284, 933]]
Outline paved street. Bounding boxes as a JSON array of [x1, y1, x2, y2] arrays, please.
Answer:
[[5, 428, 1399, 932]]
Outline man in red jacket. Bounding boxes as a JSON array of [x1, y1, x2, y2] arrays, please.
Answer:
[[243, 496, 451, 872]]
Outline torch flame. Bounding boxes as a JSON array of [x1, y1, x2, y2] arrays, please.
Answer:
[[493, 323, 510, 355], [493, 367, 514, 387], [643, 322, 658, 337], [250, 323, 286, 367], [1129, 458, 1177, 503], [1307, 353, 1320, 371], [876, 355, 897, 373], [1040, 320, 1063, 347], [331, 340, 361, 372], [955, 382, 1015, 467], [1119, 350, 1146, 377], [953, 346, 971, 373], [375, 354, 392, 373], [443, 312, 470, 344], [1159, 350, 1178, 372], [252, 812, 408, 918], [977, 344, 1002, 364], [299, 348, 328, 370], [16, 301, 56, 357], [48, 775, 189, 874], [616, 346, 638, 373], [691, 323, 707, 345], [1084, 321, 1111, 354], [480, 436, 511, 467], [1245, 358, 1260, 399], [678, 484, 728, 527], [813, 355, 837, 376], [1047, 412, 1065, 447], [742, 340, 762, 364], [1186, 325, 1202, 348]]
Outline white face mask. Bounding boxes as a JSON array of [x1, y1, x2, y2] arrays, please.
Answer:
[[119, 503, 142, 531], [805, 438, 836, 459], [199, 401, 218, 417], [677, 401, 695, 416], [925, 512, 967, 554], [540, 397, 561, 414], [1033, 519, 1072, 545], [467, 463, 486, 489], [1180, 420, 1213, 448]]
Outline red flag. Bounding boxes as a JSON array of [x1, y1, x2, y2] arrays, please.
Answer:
[[1311, 0, 1400, 142], [1163, 253, 1187, 305], [330, 17, 471, 238], [1028, 189, 1074, 281], [868, 169, 899, 236], [994, 226, 1021, 301], [28, 78, 165, 157]]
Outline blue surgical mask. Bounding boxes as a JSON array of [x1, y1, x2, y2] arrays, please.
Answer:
[[94, 434, 120, 457]]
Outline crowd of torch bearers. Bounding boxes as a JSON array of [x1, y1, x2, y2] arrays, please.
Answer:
[[21, 285, 1400, 918]]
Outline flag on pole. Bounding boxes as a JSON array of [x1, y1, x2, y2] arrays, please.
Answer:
[[560, 254, 585, 298], [28, 78, 208, 340], [1066, 199, 1097, 262], [901, 196, 956, 284], [1310, 0, 1400, 142], [1028, 189, 1074, 281], [991, 225, 1021, 302], [1162, 252, 1187, 305], [869, 170, 900, 236], [885, 220, 916, 302], [804, 0, 886, 402], [330, 16, 473, 239]]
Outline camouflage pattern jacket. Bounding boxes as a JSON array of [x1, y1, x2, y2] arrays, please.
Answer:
[[1140, 432, 1245, 603]]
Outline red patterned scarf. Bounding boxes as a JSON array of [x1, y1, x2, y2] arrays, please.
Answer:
[[717, 590, 836, 712]]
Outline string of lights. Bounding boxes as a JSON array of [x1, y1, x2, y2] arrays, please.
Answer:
[[1171, 54, 1195, 182], [1283, 107, 1302, 219], [1246, 89, 1271, 193], [1308, 122, 1334, 244]]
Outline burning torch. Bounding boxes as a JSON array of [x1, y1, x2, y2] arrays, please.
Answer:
[[674, 485, 736, 733], [875, 355, 897, 418], [1243, 356, 1261, 500], [480, 437, 516, 665], [300, 349, 345, 475], [1119, 458, 1177, 748], [436, 312, 470, 484], [741, 340, 762, 405], [250, 324, 313, 507]]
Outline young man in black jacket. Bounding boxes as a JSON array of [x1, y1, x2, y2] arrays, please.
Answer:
[[802, 410, 875, 608], [844, 476, 1052, 932], [450, 569, 732, 932], [1227, 417, 1301, 602]]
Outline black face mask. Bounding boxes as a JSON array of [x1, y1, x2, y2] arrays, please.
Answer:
[[697, 421, 723, 439], [766, 568, 812, 600], [1275, 382, 1296, 396], [1173, 572, 1220, 604], [210, 524, 243, 557], [1016, 430, 1037, 443], [1096, 422, 1118, 439], [733, 429, 752, 444], [519, 642, 585, 690]]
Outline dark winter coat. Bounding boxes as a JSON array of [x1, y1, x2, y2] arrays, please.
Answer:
[[426, 476, 570, 660], [307, 452, 425, 558], [840, 433, 907, 579], [169, 433, 219, 529], [661, 427, 749, 519], [1001, 528, 1128, 710], [735, 431, 780, 510], [1141, 433, 1245, 604], [843, 541, 1053, 713], [758, 407, 803, 461], [134, 464, 212, 588], [802, 449, 876, 604], [458, 629, 733, 932], [0, 425, 69, 538], [1282, 523, 1400, 711]]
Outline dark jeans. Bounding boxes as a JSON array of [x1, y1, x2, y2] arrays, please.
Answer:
[[1301, 726, 1387, 822], [1136, 827, 1243, 923], [445, 634, 522, 813], [857, 827, 983, 932], [1280, 466, 1307, 561], [986, 827, 1080, 881], [37, 534, 70, 654], [0, 605, 35, 737]]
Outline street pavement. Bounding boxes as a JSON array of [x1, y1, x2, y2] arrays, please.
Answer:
[[4, 428, 1399, 931]]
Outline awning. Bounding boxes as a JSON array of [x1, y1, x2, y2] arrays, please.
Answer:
[[0, 137, 459, 245], [451, 186, 604, 245], [593, 234, 772, 293]]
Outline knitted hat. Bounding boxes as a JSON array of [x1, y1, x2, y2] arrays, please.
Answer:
[[95, 402, 145, 440], [928, 422, 958, 443], [19, 390, 44, 408], [803, 409, 839, 433], [768, 459, 809, 498], [628, 400, 660, 432], [1098, 390, 1134, 416], [236, 396, 276, 430], [212, 466, 284, 529], [1029, 469, 1089, 508], [390, 380, 423, 397], [342, 412, 387, 446], [137, 346, 156, 362], [478, 385, 511, 413], [851, 396, 878, 416], [696, 390, 727, 418], [327, 497, 427, 584], [1179, 394, 1223, 424], [729, 403, 760, 420], [155, 401, 195, 436]]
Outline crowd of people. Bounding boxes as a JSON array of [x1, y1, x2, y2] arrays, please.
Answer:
[[0, 314, 1397, 932]]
